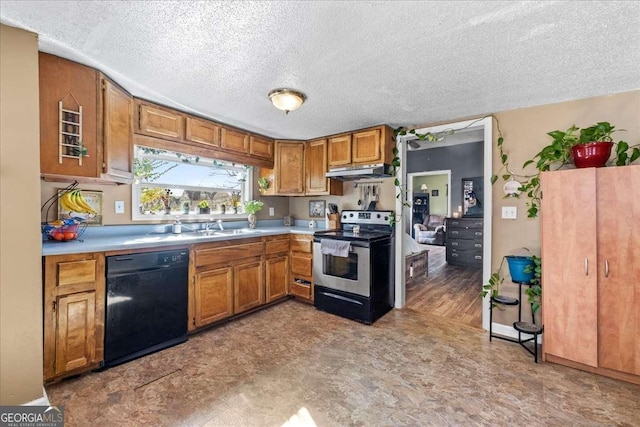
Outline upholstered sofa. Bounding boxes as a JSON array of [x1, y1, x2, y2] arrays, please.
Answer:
[[414, 214, 446, 246]]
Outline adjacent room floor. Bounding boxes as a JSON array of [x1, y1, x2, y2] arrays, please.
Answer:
[[406, 244, 483, 327], [46, 300, 639, 426]]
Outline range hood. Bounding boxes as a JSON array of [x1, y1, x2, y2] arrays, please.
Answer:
[[325, 163, 392, 181]]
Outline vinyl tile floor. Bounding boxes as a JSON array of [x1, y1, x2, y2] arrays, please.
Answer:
[[46, 300, 640, 426]]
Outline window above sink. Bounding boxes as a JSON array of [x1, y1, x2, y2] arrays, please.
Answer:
[[132, 145, 254, 221]]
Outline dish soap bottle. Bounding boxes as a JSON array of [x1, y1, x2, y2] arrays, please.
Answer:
[[172, 217, 182, 234]]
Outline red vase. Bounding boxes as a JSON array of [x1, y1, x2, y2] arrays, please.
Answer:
[[571, 141, 613, 168]]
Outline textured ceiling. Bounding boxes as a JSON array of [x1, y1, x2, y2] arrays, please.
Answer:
[[2, 1, 639, 140]]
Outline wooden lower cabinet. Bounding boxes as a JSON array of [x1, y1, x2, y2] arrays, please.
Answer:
[[194, 267, 233, 328], [190, 237, 266, 330], [43, 253, 105, 381], [289, 235, 314, 302], [266, 256, 289, 302], [234, 260, 264, 314]]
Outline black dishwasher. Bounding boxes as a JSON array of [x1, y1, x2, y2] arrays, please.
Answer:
[[104, 249, 188, 368]]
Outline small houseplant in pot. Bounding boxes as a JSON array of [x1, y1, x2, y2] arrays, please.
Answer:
[[244, 200, 264, 229], [483, 250, 537, 308], [198, 200, 210, 215], [495, 121, 639, 218]]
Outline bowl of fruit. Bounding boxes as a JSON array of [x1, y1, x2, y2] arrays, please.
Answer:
[[42, 219, 83, 241]]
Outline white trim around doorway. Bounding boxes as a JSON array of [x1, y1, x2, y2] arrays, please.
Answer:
[[395, 116, 493, 333]]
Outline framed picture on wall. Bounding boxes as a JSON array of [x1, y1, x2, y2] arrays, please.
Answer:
[[462, 177, 483, 218], [431, 189, 439, 197], [309, 200, 326, 217], [57, 189, 103, 225]]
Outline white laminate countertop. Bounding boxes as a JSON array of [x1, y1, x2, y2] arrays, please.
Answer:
[[42, 226, 317, 256]]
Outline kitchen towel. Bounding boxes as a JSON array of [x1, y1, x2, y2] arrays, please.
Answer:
[[320, 239, 351, 257]]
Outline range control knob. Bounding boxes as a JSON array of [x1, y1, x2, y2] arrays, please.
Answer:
[[376, 213, 381, 218], [384, 216, 388, 221], [349, 213, 354, 217]]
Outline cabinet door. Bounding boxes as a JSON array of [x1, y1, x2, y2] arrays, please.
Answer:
[[185, 117, 219, 148], [55, 291, 97, 375], [266, 256, 289, 303], [306, 139, 329, 194], [258, 167, 276, 196], [194, 267, 233, 327], [101, 78, 133, 181], [328, 134, 352, 167], [220, 127, 250, 155], [597, 165, 640, 375], [250, 135, 274, 160], [234, 261, 264, 314], [138, 103, 184, 141], [352, 128, 381, 164], [542, 168, 599, 367], [39, 53, 100, 178], [275, 142, 305, 195]]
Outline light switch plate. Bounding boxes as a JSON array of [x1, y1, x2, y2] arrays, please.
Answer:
[[269, 207, 275, 216], [115, 200, 125, 214], [502, 206, 517, 219]]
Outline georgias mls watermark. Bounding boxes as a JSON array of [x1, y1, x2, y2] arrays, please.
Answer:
[[0, 406, 64, 427]]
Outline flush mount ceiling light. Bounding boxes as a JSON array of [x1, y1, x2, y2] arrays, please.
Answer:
[[268, 88, 306, 114]]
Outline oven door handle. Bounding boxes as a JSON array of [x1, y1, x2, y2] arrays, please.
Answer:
[[319, 291, 364, 305]]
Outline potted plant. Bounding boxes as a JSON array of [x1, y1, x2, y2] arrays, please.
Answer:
[[258, 177, 270, 193], [243, 200, 264, 229], [494, 121, 639, 218], [198, 200, 210, 215], [482, 250, 537, 308], [523, 255, 542, 313]]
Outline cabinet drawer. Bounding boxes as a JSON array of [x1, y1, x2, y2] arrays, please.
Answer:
[[57, 259, 97, 287], [448, 239, 483, 251], [290, 281, 311, 299], [447, 248, 483, 263], [446, 219, 483, 229], [290, 237, 313, 253], [266, 239, 290, 256], [291, 254, 312, 276], [220, 127, 249, 154], [448, 228, 483, 239], [195, 242, 263, 267]]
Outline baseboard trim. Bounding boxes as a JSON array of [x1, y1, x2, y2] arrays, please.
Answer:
[[22, 387, 50, 406]]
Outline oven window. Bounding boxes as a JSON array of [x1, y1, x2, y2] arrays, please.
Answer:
[[323, 253, 358, 280]]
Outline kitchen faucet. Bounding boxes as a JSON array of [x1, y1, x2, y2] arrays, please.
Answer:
[[216, 219, 224, 230], [204, 219, 224, 231]]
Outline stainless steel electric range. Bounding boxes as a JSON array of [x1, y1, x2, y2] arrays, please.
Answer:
[[313, 210, 395, 324]]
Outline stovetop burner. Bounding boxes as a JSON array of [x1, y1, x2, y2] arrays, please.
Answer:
[[314, 210, 394, 242]]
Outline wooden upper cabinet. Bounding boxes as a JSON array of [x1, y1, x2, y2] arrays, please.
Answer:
[[306, 139, 328, 194], [352, 128, 381, 164], [137, 101, 184, 141], [185, 116, 219, 148], [275, 141, 305, 195], [100, 77, 133, 181], [220, 127, 250, 155], [250, 135, 274, 160], [328, 134, 352, 167], [39, 53, 100, 179], [305, 139, 343, 196]]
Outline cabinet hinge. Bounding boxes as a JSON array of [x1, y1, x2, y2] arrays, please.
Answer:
[[192, 318, 196, 327], [102, 81, 106, 91], [52, 300, 57, 312]]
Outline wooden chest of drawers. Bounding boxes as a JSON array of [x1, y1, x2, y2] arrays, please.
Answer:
[[445, 217, 483, 268]]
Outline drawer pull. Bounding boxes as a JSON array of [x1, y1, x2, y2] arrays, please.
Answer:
[[474, 232, 482, 236], [451, 242, 458, 246], [451, 253, 459, 257], [474, 244, 482, 248], [605, 259, 609, 278], [452, 231, 459, 235], [474, 255, 482, 260]]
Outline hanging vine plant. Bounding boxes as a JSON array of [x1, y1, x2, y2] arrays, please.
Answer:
[[390, 116, 499, 225]]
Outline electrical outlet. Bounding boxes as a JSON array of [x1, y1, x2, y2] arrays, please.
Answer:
[[269, 207, 275, 216], [115, 200, 125, 214], [502, 206, 517, 219]]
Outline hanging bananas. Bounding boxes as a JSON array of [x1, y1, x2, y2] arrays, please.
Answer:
[[59, 190, 97, 215]]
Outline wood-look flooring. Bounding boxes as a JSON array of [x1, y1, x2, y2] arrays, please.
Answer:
[[406, 244, 483, 326], [45, 300, 640, 426]]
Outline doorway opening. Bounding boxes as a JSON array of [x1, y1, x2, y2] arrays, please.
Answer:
[[395, 117, 493, 331]]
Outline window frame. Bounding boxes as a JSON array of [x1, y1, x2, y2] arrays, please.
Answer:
[[131, 145, 254, 221]]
